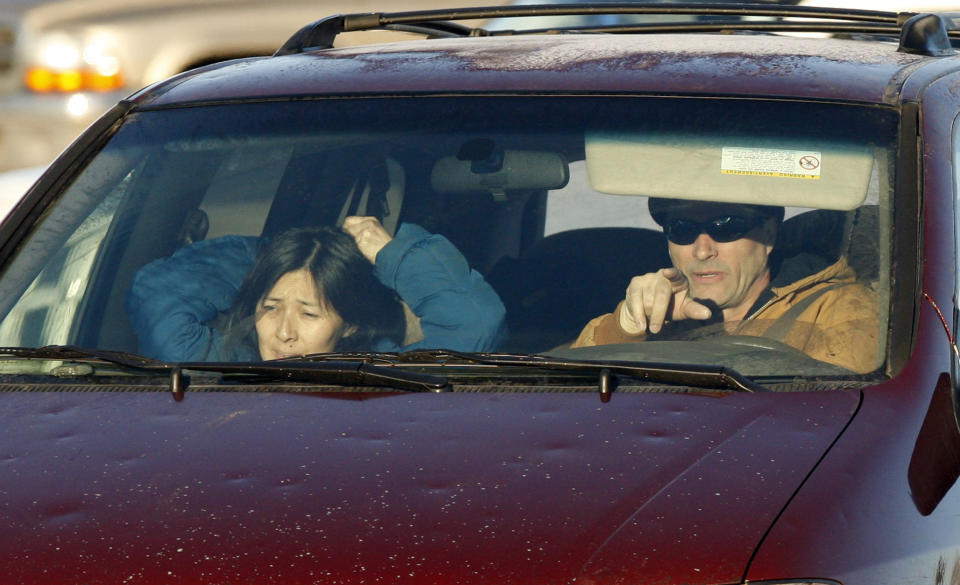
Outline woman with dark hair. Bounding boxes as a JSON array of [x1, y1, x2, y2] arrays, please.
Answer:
[[126, 216, 506, 362]]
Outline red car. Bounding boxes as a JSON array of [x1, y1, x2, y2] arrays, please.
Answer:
[[0, 4, 957, 584]]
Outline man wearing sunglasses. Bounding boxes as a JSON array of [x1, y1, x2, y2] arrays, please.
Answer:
[[571, 197, 881, 373]]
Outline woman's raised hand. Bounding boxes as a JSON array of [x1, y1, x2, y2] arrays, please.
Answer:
[[342, 216, 393, 265]]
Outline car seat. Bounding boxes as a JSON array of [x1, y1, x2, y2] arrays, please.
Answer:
[[487, 226, 670, 352], [261, 148, 404, 239], [775, 205, 879, 282]]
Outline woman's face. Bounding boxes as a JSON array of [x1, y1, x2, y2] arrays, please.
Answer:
[[255, 268, 350, 360]]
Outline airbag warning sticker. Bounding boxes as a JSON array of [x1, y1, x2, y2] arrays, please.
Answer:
[[721, 147, 821, 179]]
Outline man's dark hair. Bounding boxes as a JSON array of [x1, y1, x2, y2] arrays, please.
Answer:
[[648, 197, 785, 226]]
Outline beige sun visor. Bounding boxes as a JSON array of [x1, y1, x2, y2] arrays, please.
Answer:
[[585, 133, 872, 210]]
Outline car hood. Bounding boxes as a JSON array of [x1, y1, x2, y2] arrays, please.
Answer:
[[0, 387, 859, 583]]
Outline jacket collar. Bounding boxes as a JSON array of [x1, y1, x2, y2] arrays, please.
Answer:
[[745, 254, 855, 318]]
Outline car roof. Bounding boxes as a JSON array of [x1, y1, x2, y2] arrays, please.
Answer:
[[135, 34, 931, 106], [129, 4, 960, 108]]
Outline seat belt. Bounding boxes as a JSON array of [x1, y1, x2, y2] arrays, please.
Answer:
[[335, 177, 370, 227], [762, 283, 845, 342], [379, 159, 404, 236], [334, 159, 404, 236]]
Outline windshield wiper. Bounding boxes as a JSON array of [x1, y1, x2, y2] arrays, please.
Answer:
[[1, 346, 764, 398], [296, 348, 768, 396], [0, 345, 164, 368], [184, 361, 449, 394], [0, 345, 450, 396]]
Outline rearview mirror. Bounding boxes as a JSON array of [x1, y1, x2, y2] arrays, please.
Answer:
[[431, 150, 569, 196]]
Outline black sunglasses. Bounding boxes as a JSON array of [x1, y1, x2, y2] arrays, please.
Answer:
[[663, 215, 766, 245]]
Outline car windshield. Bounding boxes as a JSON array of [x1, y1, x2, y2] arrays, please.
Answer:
[[0, 96, 896, 379]]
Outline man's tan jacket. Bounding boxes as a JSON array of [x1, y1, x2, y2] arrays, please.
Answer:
[[572, 257, 881, 374]]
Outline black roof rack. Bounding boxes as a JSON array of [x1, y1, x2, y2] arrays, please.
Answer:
[[274, 3, 960, 58]]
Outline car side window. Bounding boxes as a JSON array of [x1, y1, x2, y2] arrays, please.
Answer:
[[0, 176, 128, 347]]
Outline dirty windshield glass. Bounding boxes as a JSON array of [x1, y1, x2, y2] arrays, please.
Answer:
[[0, 97, 895, 378]]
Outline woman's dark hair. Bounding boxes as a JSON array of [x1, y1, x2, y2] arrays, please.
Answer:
[[223, 226, 405, 355]]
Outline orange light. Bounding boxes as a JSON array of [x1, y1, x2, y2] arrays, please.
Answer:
[[25, 67, 123, 93], [54, 70, 83, 92], [24, 67, 55, 92], [82, 70, 124, 91]]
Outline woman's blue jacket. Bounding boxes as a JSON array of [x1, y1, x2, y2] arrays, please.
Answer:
[[126, 224, 507, 361]]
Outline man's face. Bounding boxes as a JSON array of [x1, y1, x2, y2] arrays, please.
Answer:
[[663, 203, 776, 321]]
